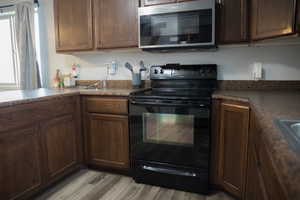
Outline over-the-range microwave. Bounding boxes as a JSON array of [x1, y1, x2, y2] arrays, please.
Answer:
[[138, 0, 215, 50]]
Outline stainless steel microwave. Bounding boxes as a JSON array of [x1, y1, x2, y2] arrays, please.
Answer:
[[138, 0, 215, 50]]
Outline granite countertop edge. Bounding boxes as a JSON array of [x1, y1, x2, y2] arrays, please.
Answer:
[[0, 88, 140, 109]]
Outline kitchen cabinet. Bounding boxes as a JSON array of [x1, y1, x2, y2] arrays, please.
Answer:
[[217, 0, 249, 44], [244, 143, 268, 200], [83, 97, 130, 170], [0, 126, 43, 200], [0, 95, 82, 200], [217, 102, 250, 198], [41, 114, 80, 181], [244, 114, 268, 200], [251, 0, 296, 40], [54, 0, 93, 51], [86, 113, 129, 169], [93, 0, 138, 49], [244, 114, 287, 200]]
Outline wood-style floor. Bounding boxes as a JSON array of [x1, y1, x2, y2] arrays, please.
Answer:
[[34, 170, 235, 200]]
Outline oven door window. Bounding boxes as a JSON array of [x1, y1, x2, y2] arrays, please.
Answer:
[[140, 9, 212, 46], [143, 113, 194, 146]]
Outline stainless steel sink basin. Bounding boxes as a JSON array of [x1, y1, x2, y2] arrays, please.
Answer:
[[276, 120, 300, 148], [291, 123, 300, 136]]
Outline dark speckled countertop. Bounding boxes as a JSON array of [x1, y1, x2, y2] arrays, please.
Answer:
[[213, 90, 300, 199], [0, 88, 140, 108]]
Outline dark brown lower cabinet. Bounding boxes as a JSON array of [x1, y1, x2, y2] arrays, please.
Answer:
[[0, 126, 43, 200], [244, 143, 268, 200], [218, 102, 250, 198], [0, 96, 82, 200], [41, 114, 80, 181], [85, 113, 129, 169]]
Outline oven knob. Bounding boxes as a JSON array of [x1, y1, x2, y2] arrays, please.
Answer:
[[154, 69, 158, 74], [160, 69, 164, 74]]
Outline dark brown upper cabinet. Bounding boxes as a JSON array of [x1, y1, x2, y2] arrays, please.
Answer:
[[217, 0, 249, 44], [54, 0, 93, 51], [251, 0, 297, 40], [94, 0, 138, 49]]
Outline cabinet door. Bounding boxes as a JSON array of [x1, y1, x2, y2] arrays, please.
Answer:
[[244, 144, 268, 200], [251, 0, 296, 40], [0, 126, 43, 200], [143, 0, 176, 6], [41, 115, 79, 180], [86, 113, 129, 169], [217, 0, 248, 44], [218, 103, 249, 198], [94, 0, 138, 49], [54, 0, 93, 51]]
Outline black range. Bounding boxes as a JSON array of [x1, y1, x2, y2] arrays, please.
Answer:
[[129, 63, 217, 194]]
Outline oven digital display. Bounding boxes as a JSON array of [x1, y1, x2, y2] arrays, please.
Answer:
[[143, 113, 194, 146]]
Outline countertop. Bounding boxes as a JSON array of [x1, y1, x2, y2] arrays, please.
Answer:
[[0, 88, 140, 108], [213, 90, 300, 199]]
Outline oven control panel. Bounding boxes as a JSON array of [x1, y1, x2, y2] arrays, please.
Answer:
[[150, 64, 217, 80]]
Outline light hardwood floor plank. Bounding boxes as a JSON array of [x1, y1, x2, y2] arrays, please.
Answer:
[[34, 170, 235, 200]]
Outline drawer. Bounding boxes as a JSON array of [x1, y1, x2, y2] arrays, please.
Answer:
[[85, 97, 128, 115]]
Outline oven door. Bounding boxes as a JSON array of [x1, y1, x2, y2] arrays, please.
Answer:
[[129, 98, 210, 169], [138, 0, 215, 49]]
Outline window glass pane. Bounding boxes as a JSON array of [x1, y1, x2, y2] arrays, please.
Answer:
[[34, 10, 43, 84], [143, 113, 194, 146], [0, 17, 15, 84]]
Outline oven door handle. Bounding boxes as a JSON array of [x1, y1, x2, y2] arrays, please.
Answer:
[[130, 100, 209, 108], [142, 165, 197, 177]]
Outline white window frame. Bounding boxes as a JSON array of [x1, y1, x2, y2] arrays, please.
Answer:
[[0, 7, 19, 90]]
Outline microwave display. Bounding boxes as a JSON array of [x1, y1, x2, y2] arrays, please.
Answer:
[[140, 9, 213, 48]]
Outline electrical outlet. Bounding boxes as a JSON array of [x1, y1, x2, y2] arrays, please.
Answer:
[[253, 62, 263, 81]]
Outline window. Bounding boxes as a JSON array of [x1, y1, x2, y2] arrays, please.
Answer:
[[0, 11, 18, 87], [0, 5, 42, 89]]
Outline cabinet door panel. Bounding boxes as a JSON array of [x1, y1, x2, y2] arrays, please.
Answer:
[[251, 0, 296, 40], [0, 126, 42, 200], [42, 115, 78, 179], [54, 0, 93, 51], [244, 144, 268, 200], [217, 0, 248, 44], [94, 0, 138, 48], [219, 103, 249, 198], [86, 113, 129, 169]]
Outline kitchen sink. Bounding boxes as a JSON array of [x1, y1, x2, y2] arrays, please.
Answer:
[[276, 120, 300, 149], [291, 123, 300, 135]]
